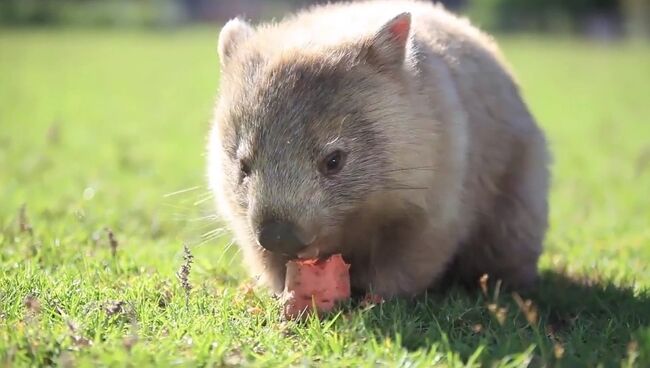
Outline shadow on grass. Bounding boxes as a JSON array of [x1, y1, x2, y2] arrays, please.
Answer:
[[353, 271, 650, 366]]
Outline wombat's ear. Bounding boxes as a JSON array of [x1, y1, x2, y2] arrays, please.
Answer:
[[218, 18, 254, 67], [358, 12, 411, 71]]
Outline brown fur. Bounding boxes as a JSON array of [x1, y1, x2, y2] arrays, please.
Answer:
[[207, 0, 550, 298]]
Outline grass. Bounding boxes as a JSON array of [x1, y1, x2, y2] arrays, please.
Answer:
[[1, 27, 649, 367]]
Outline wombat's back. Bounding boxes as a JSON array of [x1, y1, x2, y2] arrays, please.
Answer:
[[251, 1, 503, 63]]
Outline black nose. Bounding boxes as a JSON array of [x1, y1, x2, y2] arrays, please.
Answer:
[[257, 220, 305, 255]]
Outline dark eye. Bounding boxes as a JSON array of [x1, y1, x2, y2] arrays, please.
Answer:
[[240, 160, 251, 180], [319, 150, 347, 176]]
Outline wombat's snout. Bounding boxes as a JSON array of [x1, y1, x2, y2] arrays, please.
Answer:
[[257, 220, 305, 255]]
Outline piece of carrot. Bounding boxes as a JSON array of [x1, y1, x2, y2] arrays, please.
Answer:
[[282, 254, 351, 319]]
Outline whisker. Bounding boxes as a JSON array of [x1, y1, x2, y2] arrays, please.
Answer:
[[216, 238, 237, 264], [161, 202, 201, 212], [170, 211, 220, 221], [193, 193, 215, 207], [199, 235, 222, 244], [384, 166, 436, 174], [166, 214, 219, 223], [202, 227, 227, 239], [163, 186, 203, 198], [225, 246, 241, 268], [193, 233, 227, 247], [188, 214, 220, 222], [382, 186, 430, 191]]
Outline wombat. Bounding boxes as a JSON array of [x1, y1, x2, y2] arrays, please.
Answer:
[[207, 0, 550, 298]]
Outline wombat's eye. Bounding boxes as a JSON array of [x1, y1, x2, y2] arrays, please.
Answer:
[[319, 150, 347, 177], [239, 160, 251, 180]]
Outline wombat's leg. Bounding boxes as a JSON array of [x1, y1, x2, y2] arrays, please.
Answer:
[[456, 137, 549, 291], [364, 225, 459, 298], [242, 247, 287, 296]]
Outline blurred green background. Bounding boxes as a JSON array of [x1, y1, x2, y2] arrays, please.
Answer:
[[1, 0, 649, 38]]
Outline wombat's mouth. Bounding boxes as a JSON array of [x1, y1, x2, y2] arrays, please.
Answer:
[[294, 233, 340, 261], [296, 243, 320, 259], [257, 221, 341, 261]]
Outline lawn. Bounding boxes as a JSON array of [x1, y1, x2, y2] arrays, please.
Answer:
[[0, 28, 649, 367]]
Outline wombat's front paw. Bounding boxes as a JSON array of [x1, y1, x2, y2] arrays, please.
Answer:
[[353, 267, 429, 300], [261, 266, 286, 296], [248, 250, 287, 296]]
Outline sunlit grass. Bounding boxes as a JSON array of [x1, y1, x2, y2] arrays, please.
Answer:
[[1, 28, 648, 366]]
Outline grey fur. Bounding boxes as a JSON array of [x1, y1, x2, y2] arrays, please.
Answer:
[[207, 0, 550, 298]]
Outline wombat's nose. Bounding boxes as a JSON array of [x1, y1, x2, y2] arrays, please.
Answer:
[[257, 220, 305, 255]]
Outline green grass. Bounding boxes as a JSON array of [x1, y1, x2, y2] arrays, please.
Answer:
[[1, 28, 649, 367]]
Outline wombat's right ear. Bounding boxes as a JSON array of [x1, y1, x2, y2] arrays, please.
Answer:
[[218, 18, 253, 67], [358, 12, 411, 71]]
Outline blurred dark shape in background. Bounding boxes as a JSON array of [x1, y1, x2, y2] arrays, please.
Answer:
[[0, 0, 648, 38]]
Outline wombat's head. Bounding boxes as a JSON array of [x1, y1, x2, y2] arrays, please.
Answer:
[[209, 13, 416, 260]]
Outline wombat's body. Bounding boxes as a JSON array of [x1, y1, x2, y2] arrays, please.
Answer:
[[208, 0, 550, 298]]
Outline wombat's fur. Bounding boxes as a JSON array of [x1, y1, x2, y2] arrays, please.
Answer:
[[207, 0, 550, 298]]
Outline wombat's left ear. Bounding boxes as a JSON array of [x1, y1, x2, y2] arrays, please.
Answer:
[[218, 18, 254, 67], [358, 12, 411, 70]]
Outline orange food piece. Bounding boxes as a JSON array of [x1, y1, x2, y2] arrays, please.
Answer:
[[282, 254, 351, 319]]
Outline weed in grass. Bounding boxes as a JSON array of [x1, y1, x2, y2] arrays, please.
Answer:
[[103, 300, 127, 318], [105, 228, 119, 258], [626, 340, 640, 367], [553, 342, 565, 360], [18, 204, 33, 236], [177, 244, 194, 307], [122, 312, 139, 353], [22, 294, 40, 316], [66, 320, 92, 348], [46, 121, 61, 146], [512, 293, 539, 326]]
